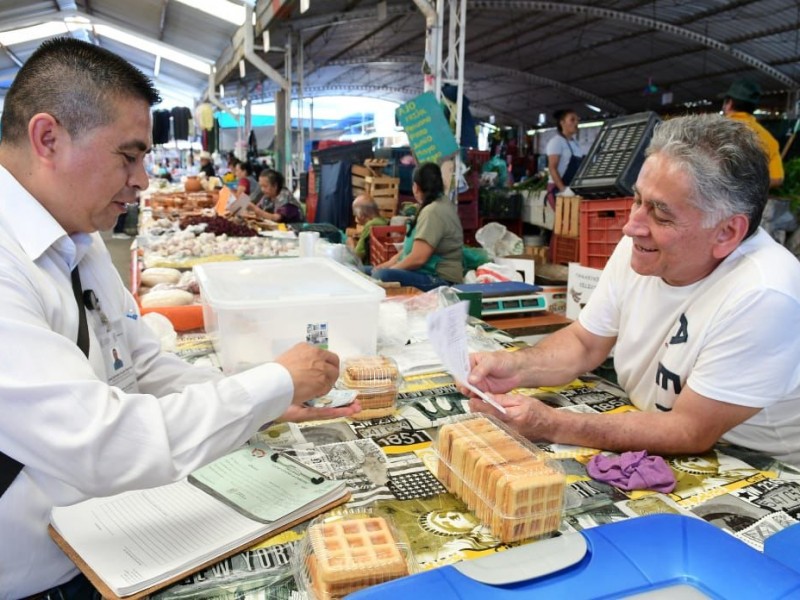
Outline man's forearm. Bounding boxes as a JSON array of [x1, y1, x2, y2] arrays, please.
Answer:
[[546, 408, 711, 456], [512, 323, 612, 388]]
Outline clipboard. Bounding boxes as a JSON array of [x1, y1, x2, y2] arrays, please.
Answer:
[[48, 490, 350, 600]]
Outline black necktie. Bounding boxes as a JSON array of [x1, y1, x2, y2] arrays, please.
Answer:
[[71, 267, 90, 357]]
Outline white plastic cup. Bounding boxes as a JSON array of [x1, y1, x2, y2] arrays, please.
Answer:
[[299, 231, 320, 257]]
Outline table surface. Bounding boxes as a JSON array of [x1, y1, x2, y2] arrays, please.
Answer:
[[483, 311, 572, 336], [147, 325, 800, 599]]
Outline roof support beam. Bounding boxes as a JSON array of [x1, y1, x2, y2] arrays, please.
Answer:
[[470, 1, 798, 87]]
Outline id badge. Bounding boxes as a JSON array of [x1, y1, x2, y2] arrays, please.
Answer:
[[99, 318, 138, 393]]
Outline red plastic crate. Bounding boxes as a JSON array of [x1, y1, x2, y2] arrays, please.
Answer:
[[369, 225, 406, 266], [579, 197, 634, 269], [551, 234, 579, 265]]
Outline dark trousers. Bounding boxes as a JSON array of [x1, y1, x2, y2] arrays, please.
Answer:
[[23, 573, 100, 600]]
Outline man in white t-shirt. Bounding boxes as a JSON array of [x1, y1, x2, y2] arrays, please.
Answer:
[[466, 113, 800, 468]]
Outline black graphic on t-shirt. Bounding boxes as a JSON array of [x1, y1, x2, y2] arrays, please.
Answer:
[[669, 313, 688, 345], [656, 362, 682, 394]]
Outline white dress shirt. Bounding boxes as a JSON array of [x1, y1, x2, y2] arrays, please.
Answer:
[[0, 165, 295, 598]]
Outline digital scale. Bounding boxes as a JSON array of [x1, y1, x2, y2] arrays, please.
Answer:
[[453, 282, 547, 317]]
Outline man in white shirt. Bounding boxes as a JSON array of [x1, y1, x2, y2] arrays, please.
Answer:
[[466, 114, 800, 468], [0, 38, 358, 599]]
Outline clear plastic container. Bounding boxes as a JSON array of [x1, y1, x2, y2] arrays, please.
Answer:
[[294, 509, 416, 600], [433, 414, 566, 543], [339, 356, 401, 420]]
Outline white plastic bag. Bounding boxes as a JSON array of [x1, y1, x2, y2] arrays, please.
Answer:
[[474, 262, 523, 283], [475, 221, 524, 258]]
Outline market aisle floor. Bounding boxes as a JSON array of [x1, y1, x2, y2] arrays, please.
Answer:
[[100, 230, 135, 289]]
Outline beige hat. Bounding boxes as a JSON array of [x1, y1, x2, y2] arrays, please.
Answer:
[[199, 150, 212, 160]]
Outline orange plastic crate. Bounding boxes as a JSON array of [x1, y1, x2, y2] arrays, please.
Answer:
[[551, 234, 579, 265], [369, 225, 406, 266], [579, 197, 634, 269]]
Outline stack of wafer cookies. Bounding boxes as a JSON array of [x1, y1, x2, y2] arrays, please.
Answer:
[[341, 356, 400, 420], [435, 416, 565, 542], [306, 516, 409, 599]]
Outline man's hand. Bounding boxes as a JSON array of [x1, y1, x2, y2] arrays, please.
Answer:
[[278, 400, 363, 423], [274, 343, 340, 405], [467, 394, 556, 442], [465, 351, 524, 395]]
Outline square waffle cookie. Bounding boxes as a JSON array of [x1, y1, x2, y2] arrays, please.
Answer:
[[307, 516, 409, 599]]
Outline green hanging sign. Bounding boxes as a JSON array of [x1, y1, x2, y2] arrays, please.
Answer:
[[396, 91, 459, 164]]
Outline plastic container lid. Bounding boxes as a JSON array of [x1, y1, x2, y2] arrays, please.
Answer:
[[434, 414, 567, 543], [295, 509, 416, 600]]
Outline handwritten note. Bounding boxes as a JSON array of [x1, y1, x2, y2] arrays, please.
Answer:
[[426, 302, 507, 414]]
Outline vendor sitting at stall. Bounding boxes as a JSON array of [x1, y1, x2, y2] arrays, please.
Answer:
[[246, 169, 305, 224], [371, 162, 463, 292], [464, 114, 800, 468], [350, 194, 388, 264]]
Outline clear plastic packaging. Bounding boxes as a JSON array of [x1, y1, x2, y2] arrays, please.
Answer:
[[433, 414, 566, 543], [339, 356, 401, 420], [294, 509, 416, 599]]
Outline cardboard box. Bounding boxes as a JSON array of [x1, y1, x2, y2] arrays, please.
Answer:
[[538, 285, 567, 316], [522, 189, 555, 230], [566, 263, 603, 320], [495, 256, 535, 284], [195, 258, 385, 373]]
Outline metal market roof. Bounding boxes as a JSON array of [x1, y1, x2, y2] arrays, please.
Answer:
[[0, 0, 798, 125]]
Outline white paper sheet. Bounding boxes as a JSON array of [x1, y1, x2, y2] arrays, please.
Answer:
[[426, 302, 507, 414]]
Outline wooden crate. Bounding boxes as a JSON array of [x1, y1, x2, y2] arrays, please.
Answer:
[[554, 195, 581, 238]]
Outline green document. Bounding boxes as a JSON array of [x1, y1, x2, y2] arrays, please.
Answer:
[[189, 442, 345, 523]]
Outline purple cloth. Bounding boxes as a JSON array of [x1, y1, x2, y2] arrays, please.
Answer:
[[586, 450, 676, 493]]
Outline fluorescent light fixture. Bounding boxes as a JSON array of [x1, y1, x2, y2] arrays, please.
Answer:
[[172, 0, 245, 26], [301, 0, 311, 13], [219, 84, 225, 98], [153, 55, 161, 78], [585, 103, 602, 113], [0, 21, 68, 46], [239, 59, 246, 79], [94, 24, 211, 74], [263, 31, 269, 51]]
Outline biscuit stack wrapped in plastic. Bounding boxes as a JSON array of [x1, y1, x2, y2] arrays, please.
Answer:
[[297, 511, 414, 599], [340, 356, 400, 421], [435, 414, 566, 543]]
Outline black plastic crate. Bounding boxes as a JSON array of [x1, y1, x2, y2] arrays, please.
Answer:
[[571, 112, 660, 199], [478, 189, 523, 219]]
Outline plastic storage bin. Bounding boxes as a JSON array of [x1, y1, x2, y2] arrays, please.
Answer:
[[551, 234, 579, 265], [294, 509, 417, 600], [369, 225, 405, 266], [194, 258, 385, 374], [434, 414, 566, 543], [339, 356, 401, 420], [579, 197, 634, 268]]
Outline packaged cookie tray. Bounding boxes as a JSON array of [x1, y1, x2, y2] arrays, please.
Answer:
[[340, 355, 401, 390], [433, 413, 567, 543], [293, 509, 417, 600]]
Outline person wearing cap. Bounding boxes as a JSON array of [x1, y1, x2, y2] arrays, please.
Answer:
[[198, 150, 216, 178], [721, 79, 784, 188]]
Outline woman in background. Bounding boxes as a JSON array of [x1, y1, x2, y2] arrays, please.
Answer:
[[546, 108, 583, 207], [247, 169, 305, 223], [372, 162, 463, 292]]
